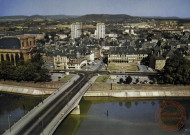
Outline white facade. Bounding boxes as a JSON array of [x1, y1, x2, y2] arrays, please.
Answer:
[[85, 53, 95, 62], [54, 55, 68, 70], [108, 34, 118, 38], [71, 23, 81, 39], [96, 23, 105, 39]]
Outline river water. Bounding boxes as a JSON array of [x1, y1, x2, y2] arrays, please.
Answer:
[[0, 92, 42, 134], [54, 97, 190, 135], [0, 93, 190, 135]]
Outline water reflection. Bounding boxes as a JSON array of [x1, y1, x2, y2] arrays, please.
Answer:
[[54, 97, 190, 135]]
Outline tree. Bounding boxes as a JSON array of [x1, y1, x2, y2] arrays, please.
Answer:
[[136, 78, 139, 83], [152, 77, 157, 84], [0, 53, 51, 82], [125, 76, 132, 84], [119, 78, 124, 84], [31, 53, 44, 66], [0, 61, 15, 80], [141, 54, 151, 66], [18, 52, 24, 66], [14, 66, 26, 81], [103, 57, 108, 65], [161, 54, 190, 84]]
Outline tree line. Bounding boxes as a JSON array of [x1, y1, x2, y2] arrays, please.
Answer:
[[0, 53, 51, 82], [160, 54, 190, 84], [140, 51, 190, 85]]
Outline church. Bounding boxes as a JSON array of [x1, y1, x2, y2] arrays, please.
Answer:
[[0, 36, 37, 64]]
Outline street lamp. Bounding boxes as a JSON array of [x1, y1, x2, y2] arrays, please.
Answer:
[[8, 114, 11, 132]]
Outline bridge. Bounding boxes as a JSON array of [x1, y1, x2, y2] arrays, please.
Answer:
[[3, 68, 159, 135], [3, 73, 97, 135]]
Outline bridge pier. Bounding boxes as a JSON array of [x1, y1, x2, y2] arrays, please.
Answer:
[[71, 105, 80, 115]]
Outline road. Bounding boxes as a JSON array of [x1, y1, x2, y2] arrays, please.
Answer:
[[138, 64, 154, 72], [14, 73, 93, 135], [81, 59, 104, 71]]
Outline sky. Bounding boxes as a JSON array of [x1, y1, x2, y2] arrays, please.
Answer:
[[0, 0, 190, 18]]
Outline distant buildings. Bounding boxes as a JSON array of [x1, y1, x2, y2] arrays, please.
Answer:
[[71, 23, 81, 39], [21, 31, 45, 40], [96, 23, 105, 39]]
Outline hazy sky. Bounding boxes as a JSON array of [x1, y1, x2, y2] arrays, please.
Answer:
[[0, 0, 189, 17]]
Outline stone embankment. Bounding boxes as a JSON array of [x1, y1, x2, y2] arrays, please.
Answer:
[[0, 83, 55, 95], [1, 77, 190, 98], [84, 90, 190, 98], [0, 77, 73, 95], [84, 82, 190, 98]]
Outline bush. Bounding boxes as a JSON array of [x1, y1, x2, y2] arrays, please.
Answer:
[[119, 78, 124, 84], [125, 76, 132, 84]]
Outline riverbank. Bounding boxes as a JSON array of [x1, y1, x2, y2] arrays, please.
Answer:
[[1, 79, 190, 97], [0, 75, 76, 95], [84, 82, 190, 97], [0, 83, 55, 95]]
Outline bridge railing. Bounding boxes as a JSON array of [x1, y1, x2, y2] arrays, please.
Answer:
[[45, 75, 99, 135], [3, 75, 80, 135]]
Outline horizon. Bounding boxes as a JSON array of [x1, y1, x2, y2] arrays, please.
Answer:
[[0, 0, 190, 18], [0, 14, 189, 19]]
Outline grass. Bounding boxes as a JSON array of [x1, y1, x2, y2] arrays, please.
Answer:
[[107, 64, 138, 71], [60, 75, 74, 83], [95, 75, 110, 82]]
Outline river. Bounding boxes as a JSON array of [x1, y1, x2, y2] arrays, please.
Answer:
[[0, 92, 42, 134], [54, 97, 190, 135], [0, 93, 190, 135]]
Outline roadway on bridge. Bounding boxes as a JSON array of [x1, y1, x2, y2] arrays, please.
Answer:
[[7, 73, 92, 135]]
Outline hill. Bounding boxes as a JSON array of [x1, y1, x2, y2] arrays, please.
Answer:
[[0, 14, 189, 23], [72, 14, 148, 23], [0, 15, 76, 21]]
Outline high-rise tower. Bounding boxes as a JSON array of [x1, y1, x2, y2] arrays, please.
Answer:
[[96, 23, 105, 39], [71, 23, 81, 39]]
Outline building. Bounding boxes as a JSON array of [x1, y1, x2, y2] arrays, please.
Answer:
[[96, 23, 105, 39], [0, 36, 36, 64], [108, 47, 148, 64], [53, 55, 87, 70], [71, 23, 81, 39], [108, 53, 148, 64], [20, 31, 45, 40], [53, 55, 68, 70], [149, 55, 166, 70]]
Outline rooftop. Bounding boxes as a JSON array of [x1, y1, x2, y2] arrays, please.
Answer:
[[0, 38, 21, 49]]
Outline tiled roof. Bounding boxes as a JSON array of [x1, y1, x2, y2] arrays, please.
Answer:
[[0, 38, 21, 49]]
